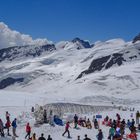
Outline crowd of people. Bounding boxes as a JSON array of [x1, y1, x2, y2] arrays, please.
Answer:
[[0, 109, 140, 140], [61, 114, 103, 140], [0, 111, 18, 138], [62, 111, 140, 140], [0, 111, 53, 140], [102, 112, 140, 140]]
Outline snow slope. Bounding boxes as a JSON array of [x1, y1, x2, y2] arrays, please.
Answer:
[[0, 39, 140, 104], [0, 37, 140, 140]]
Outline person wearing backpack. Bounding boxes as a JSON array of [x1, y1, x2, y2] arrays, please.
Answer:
[[12, 118, 18, 137]]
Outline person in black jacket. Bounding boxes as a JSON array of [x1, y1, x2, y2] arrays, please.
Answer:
[[96, 129, 103, 140], [136, 111, 140, 124], [74, 114, 78, 128], [47, 135, 52, 140], [38, 133, 46, 140], [83, 134, 91, 140]]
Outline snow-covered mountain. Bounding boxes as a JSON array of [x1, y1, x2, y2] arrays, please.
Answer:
[[0, 43, 56, 62], [0, 35, 140, 105]]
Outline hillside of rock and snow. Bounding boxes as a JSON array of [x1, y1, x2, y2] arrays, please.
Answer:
[[1, 23, 140, 139], [0, 36, 140, 105]]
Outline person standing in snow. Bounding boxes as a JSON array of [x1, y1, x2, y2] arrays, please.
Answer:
[[108, 126, 115, 140], [86, 118, 92, 129], [43, 109, 47, 123], [62, 121, 71, 138], [38, 133, 46, 140], [6, 111, 10, 121], [5, 111, 11, 136], [131, 119, 135, 127], [0, 119, 4, 137], [5, 118, 11, 136], [47, 135, 52, 140], [96, 129, 103, 140], [31, 107, 35, 112], [116, 113, 121, 121], [94, 119, 99, 129], [127, 119, 131, 128], [114, 127, 122, 140], [77, 135, 81, 140], [32, 133, 37, 140], [136, 111, 140, 124], [83, 134, 91, 140], [12, 118, 18, 137], [25, 123, 31, 139], [74, 114, 78, 129]]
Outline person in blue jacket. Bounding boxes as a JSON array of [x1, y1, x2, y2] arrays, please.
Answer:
[[12, 118, 18, 137]]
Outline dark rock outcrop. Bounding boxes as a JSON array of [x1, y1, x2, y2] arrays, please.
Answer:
[[133, 33, 140, 43], [0, 44, 56, 62], [72, 37, 92, 49], [0, 77, 24, 89], [77, 53, 126, 79]]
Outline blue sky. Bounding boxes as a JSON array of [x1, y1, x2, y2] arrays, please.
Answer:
[[0, 0, 140, 43]]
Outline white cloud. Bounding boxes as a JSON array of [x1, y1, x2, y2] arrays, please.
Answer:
[[0, 22, 51, 49]]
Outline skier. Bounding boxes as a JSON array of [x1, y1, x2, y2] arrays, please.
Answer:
[[0, 119, 4, 137], [38, 133, 46, 140], [83, 134, 91, 140], [96, 129, 103, 140], [62, 121, 71, 138], [47, 135, 52, 140], [74, 114, 78, 129], [25, 123, 31, 139], [12, 118, 18, 137]]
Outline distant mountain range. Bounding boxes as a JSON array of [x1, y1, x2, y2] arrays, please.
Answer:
[[0, 33, 140, 104]]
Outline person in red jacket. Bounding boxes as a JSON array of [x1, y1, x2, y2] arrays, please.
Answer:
[[62, 121, 71, 138], [5, 119, 11, 136], [25, 123, 31, 139]]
